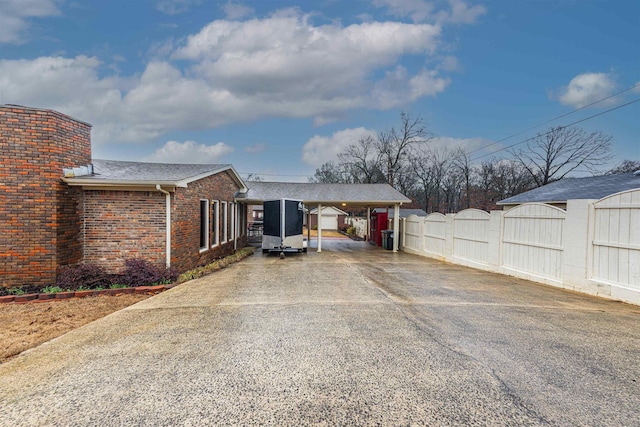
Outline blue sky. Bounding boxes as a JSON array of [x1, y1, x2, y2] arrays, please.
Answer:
[[1, 0, 638, 181]]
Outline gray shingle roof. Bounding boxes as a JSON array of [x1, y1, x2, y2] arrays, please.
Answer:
[[63, 159, 245, 190], [373, 208, 427, 218], [237, 181, 411, 206], [498, 172, 640, 205], [91, 159, 231, 182]]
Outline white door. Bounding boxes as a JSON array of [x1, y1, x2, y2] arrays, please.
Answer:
[[320, 214, 338, 230]]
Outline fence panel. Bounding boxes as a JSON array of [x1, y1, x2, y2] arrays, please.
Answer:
[[424, 213, 446, 257], [403, 215, 422, 251], [502, 203, 565, 281], [591, 189, 640, 290], [453, 209, 490, 265]]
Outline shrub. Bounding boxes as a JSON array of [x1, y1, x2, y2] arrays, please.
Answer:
[[346, 226, 356, 236], [42, 286, 64, 294], [56, 264, 112, 290], [120, 258, 178, 287]]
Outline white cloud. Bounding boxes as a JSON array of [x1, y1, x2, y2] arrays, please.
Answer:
[[0, 0, 60, 44], [143, 140, 233, 163], [155, 0, 201, 15], [372, 0, 485, 24], [302, 127, 377, 167], [430, 136, 494, 153], [222, 1, 254, 20], [372, 0, 435, 23], [445, 0, 486, 24], [0, 9, 461, 147], [555, 72, 617, 108], [245, 142, 266, 153]]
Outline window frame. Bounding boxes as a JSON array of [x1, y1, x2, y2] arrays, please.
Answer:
[[211, 200, 219, 248], [199, 199, 209, 252], [221, 201, 228, 243]]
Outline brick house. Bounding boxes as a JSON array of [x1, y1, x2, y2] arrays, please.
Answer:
[[63, 159, 248, 274], [1, 105, 248, 288]]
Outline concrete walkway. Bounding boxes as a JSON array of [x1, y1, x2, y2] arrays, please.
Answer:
[[1, 241, 639, 426]]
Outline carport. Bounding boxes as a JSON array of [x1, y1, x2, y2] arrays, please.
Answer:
[[236, 182, 411, 252]]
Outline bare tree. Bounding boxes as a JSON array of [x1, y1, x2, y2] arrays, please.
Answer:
[[491, 159, 536, 200], [605, 159, 640, 175], [311, 161, 348, 183], [410, 146, 454, 213], [337, 135, 385, 183], [245, 173, 263, 182], [453, 148, 472, 209], [376, 112, 432, 188], [510, 126, 613, 186]]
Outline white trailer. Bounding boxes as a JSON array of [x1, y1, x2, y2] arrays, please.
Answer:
[[262, 199, 307, 256]]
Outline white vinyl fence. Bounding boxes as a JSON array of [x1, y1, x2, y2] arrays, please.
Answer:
[[400, 191, 640, 306], [453, 209, 490, 266], [502, 203, 565, 282], [591, 189, 640, 299]]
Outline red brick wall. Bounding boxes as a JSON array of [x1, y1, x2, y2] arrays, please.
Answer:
[[82, 171, 247, 275], [172, 171, 246, 272], [0, 106, 91, 287], [82, 190, 166, 273]]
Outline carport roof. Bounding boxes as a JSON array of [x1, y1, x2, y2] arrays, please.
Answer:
[[236, 181, 411, 207]]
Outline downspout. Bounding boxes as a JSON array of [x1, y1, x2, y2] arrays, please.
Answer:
[[156, 185, 171, 268]]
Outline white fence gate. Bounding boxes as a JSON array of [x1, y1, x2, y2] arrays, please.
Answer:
[[453, 209, 490, 266], [502, 203, 565, 281], [591, 189, 640, 290]]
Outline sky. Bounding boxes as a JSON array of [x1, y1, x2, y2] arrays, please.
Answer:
[[0, 0, 638, 182]]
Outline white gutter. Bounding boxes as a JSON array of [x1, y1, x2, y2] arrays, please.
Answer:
[[156, 185, 171, 267]]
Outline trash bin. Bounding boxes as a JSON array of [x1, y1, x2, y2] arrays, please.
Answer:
[[386, 230, 394, 250], [381, 230, 390, 249]]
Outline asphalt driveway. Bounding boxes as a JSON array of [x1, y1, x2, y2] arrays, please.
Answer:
[[1, 240, 638, 426]]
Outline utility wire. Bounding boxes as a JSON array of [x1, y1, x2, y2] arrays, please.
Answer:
[[464, 82, 640, 159], [239, 86, 640, 178], [469, 97, 640, 162]]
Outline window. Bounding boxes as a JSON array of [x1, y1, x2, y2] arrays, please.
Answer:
[[199, 199, 209, 251], [239, 204, 246, 236], [221, 201, 228, 243], [211, 200, 219, 247]]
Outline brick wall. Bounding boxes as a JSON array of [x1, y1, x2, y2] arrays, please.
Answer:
[[0, 106, 91, 287], [82, 171, 248, 275], [172, 171, 246, 272], [83, 190, 166, 273]]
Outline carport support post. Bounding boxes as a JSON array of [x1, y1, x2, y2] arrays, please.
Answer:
[[393, 204, 400, 252], [366, 207, 370, 241], [307, 208, 311, 243], [317, 203, 322, 252]]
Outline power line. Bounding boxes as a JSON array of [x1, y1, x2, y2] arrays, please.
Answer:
[[240, 87, 640, 178], [469, 97, 640, 162], [464, 82, 640, 158]]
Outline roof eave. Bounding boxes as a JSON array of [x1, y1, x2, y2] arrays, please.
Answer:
[[177, 165, 248, 193], [497, 199, 566, 205], [62, 178, 179, 191]]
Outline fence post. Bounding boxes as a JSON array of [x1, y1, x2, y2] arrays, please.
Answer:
[[487, 210, 504, 272], [562, 199, 600, 293]]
